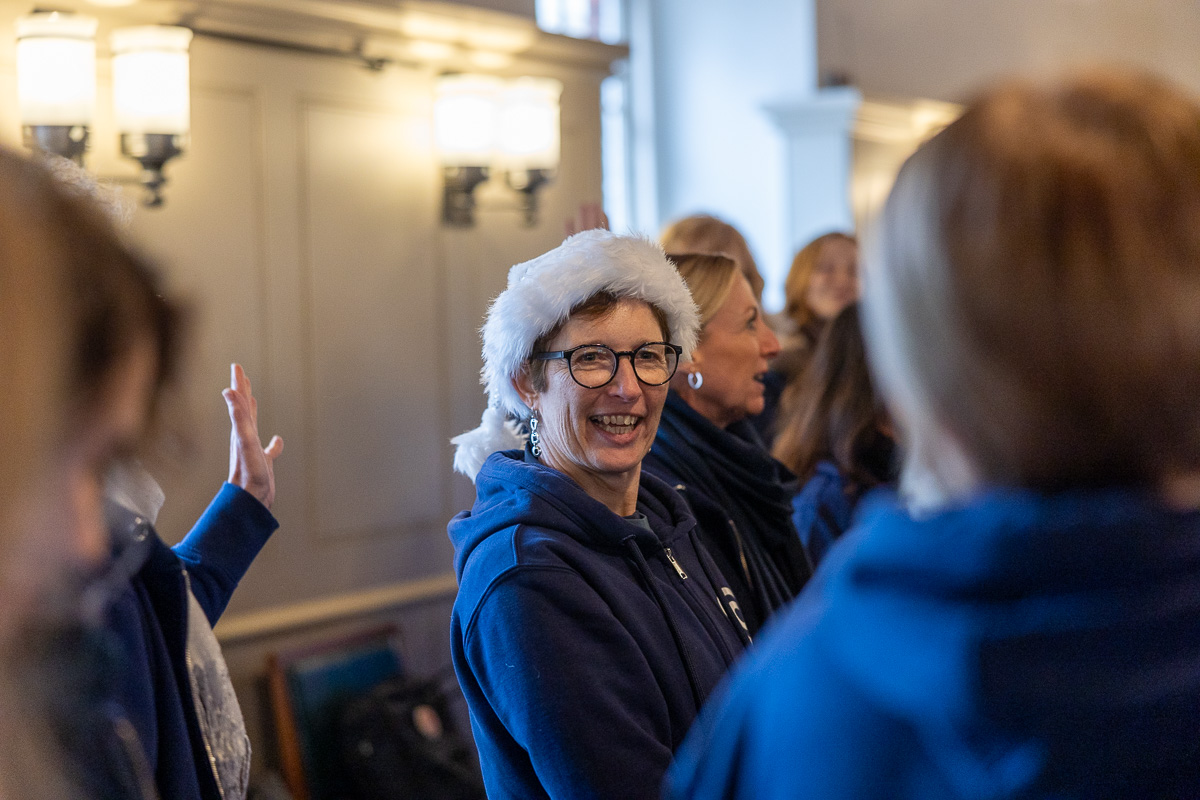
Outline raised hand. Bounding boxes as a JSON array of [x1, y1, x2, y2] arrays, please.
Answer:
[[222, 364, 284, 509]]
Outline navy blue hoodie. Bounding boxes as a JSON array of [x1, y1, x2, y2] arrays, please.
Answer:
[[449, 450, 749, 800], [666, 488, 1200, 799], [97, 483, 277, 799]]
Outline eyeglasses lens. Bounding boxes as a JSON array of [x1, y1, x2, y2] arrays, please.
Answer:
[[568, 344, 677, 388]]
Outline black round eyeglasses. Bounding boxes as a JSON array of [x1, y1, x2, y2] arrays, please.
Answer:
[[531, 342, 683, 389]]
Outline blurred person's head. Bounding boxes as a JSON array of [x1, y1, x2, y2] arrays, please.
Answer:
[[0, 148, 181, 639], [670, 253, 780, 429], [0, 147, 181, 797], [661, 213, 765, 301], [783, 232, 858, 331], [773, 304, 893, 487], [864, 70, 1200, 507]]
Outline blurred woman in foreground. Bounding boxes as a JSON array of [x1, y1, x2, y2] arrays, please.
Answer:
[[667, 70, 1200, 799], [0, 146, 180, 796]]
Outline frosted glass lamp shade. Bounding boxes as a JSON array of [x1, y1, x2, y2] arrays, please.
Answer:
[[498, 78, 562, 171], [434, 74, 502, 167], [112, 26, 193, 136], [16, 12, 98, 126]]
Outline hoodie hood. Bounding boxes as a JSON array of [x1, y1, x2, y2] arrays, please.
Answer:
[[449, 450, 698, 580], [816, 488, 1200, 795]]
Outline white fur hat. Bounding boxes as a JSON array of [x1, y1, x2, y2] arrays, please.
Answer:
[[452, 229, 700, 480]]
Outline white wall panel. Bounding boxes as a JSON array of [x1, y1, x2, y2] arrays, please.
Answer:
[[130, 84, 269, 538], [299, 100, 444, 540]]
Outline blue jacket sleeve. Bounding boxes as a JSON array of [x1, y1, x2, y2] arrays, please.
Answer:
[[172, 482, 278, 626], [463, 566, 675, 800]]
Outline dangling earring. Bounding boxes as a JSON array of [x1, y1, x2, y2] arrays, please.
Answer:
[[529, 413, 542, 458], [687, 371, 704, 391]]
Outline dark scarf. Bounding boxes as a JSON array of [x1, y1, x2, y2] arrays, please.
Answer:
[[651, 391, 809, 619]]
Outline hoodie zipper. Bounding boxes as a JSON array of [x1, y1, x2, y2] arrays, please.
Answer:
[[664, 540, 747, 662], [182, 569, 228, 800], [664, 548, 688, 579]]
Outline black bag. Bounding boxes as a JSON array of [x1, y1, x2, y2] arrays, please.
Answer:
[[336, 671, 485, 800]]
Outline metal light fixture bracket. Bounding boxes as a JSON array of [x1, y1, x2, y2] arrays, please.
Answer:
[[120, 132, 185, 208], [443, 165, 490, 226], [506, 167, 555, 227], [23, 124, 89, 165]]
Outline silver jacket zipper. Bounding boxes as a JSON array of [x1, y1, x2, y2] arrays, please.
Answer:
[[664, 547, 688, 579]]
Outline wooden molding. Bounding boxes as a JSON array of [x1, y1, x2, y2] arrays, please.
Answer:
[[215, 572, 459, 644]]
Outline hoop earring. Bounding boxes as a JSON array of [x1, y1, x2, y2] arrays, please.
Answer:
[[529, 413, 542, 458], [687, 371, 704, 391]]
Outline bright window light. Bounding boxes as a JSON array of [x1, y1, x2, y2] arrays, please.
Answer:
[[537, 0, 625, 44]]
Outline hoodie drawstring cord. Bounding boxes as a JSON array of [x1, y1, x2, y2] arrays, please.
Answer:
[[623, 537, 705, 713]]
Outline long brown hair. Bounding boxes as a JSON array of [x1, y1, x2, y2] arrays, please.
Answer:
[[773, 305, 887, 487]]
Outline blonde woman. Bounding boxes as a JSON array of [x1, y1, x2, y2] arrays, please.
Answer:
[[643, 253, 810, 635]]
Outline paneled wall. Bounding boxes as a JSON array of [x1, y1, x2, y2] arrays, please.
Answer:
[[0, 2, 617, 780]]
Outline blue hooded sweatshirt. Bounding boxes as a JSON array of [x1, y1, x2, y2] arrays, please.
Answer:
[[449, 450, 750, 800], [666, 488, 1200, 799], [790, 460, 858, 569]]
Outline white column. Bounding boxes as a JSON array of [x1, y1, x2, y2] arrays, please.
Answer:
[[764, 86, 861, 279]]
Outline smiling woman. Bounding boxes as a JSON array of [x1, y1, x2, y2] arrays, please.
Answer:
[[517, 297, 672, 513], [448, 230, 751, 800]]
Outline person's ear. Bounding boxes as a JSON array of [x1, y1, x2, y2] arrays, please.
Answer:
[[513, 368, 539, 413]]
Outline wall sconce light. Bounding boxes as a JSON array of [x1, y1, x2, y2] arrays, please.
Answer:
[[499, 77, 561, 226], [434, 73, 562, 227], [16, 11, 98, 165], [16, 14, 191, 208], [111, 26, 193, 207], [435, 73, 502, 226]]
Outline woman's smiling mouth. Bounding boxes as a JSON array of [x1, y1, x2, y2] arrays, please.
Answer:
[[592, 414, 641, 435]]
